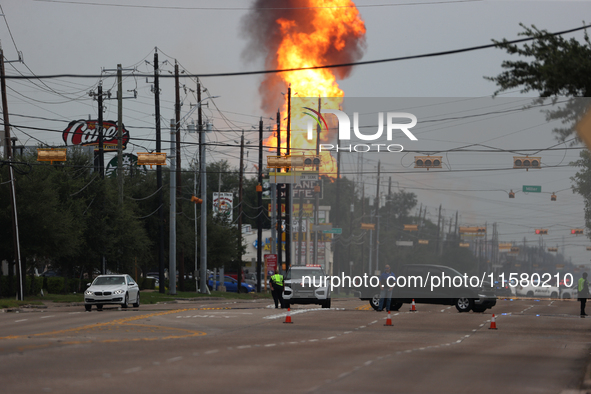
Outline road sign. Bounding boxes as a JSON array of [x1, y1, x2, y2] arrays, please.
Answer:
[[299, 171, 319, 181], [323, 228, 342, 234], [396, 241, 413, 247], [522, 185, 542, 193], [312, 224, 332, 231]]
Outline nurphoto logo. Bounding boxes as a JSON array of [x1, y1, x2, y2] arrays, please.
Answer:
[[303, 107, 418, 153]]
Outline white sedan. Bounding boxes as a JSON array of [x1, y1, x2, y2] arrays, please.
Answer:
[[84, 274, 140, 311]]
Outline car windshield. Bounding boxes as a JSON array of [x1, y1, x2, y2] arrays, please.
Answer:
[[93, 276, 125, 286], [287, 269, 324, 281]]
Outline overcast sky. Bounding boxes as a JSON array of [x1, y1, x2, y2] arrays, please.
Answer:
[[1, 0, 590, 266]]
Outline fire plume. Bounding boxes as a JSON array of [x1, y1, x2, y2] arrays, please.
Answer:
[[242, 0, 366, 177]]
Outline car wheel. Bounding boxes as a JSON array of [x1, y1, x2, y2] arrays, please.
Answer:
[[322, 299, 331, 309], [526, 291, 534, 297], [472, 306, 487, 313], [133, 292, 140, 308], [370, 293, 381, 310], [122, 293, 129, 308], [96, 305, 103, 311], [455, 297, 473, 312], [390, 302, 403, 311], [85, 304, 92, 312], [550, 291, 558, 299]]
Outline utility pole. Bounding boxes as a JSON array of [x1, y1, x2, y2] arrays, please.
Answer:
[[276, 110, 283, 271], [0, 47, 23, 301], [374, 160, 380, 271], [256, 117, 263, 292], [436, 204, 442, 256], [154, 49, 165, 294], [169, 120, 177, 294], [313, 98, 321, 266], [198, 83, 208, 294], [174, 60, 185, 291], [237, 130, 245, 291], [335, 148, 341, 281], [285, 86, 291, 271], [117, 65, 123, 204]]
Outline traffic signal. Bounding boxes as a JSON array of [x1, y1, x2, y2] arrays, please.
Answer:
[[137, 152, 166, 168], [267, 155, 321, 169], [509, 190, 515, 198], [513, 156, 541, 170], [547, 247, 558, 252], [414, 156, 442, 169], [551, 193, 557, 201], [37, 148, 67, 164], [190, 195, 202, 204], [404, 224, 418, 231], [511, 247, 520, 253], [572, 229, 584, 235], [535, 229, 548, 235]]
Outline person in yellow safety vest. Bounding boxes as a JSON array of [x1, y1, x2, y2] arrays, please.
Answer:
[[578, 272, 590, 317], [269, 269, 285, 309]]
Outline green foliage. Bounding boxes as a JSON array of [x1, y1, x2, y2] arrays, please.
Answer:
[[46, 277, 65, 294], [487, 23, 591, 141]]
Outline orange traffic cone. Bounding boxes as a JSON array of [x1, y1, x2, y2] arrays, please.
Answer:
[[384, 311, 393, 326], [489, 314, 497, 330], [284, 307, 293, 324], [409, 299, 417, 312]]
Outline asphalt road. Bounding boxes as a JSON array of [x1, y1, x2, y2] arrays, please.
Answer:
[[1, 297, 590, 394]]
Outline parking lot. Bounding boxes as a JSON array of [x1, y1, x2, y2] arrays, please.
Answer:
[[1, 297, 590, 393]]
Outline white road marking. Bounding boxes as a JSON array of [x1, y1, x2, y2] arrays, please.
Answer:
[[15, 319, 27, 322], [40, 315, 55, 319], [166, 356, 183, 363], [123, 367, 142, 374], [204, 349, 219, 355]]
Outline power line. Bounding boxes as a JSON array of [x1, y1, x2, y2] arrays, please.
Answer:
[[2, 23, 589, 80]]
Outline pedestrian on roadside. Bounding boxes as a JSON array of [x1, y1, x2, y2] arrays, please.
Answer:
[[378, 265, 396, 312], [270, 269, 285, 309], [578, 272, 590, 317]]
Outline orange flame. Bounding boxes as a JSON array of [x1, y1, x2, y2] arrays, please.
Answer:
[[262, 0, 366, 178]]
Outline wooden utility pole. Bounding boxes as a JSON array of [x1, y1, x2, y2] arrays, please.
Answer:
[[174, 60, 185, 291], [256, 117, 263, 292], [276, 110, 282, 271], [285, 86, 291, 271], [116, 65, 123, 203], [237, 130, 245, 290], [373, 160, 380, 271], [154, 49, 165, 293], [0, 48, 23, 301]]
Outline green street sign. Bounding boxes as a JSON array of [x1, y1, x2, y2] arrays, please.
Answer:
[[323, 228, 342, 234], [522, 185, 542, 193]]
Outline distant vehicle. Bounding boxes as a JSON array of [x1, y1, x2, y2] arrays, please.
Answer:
[[514, 279, 560, 298], [40, 270, 61, 277], [84, 274, 140, 311], [283, 265, 331, 308], [358, 264, 497, 313], [208, 275, 255, 293]]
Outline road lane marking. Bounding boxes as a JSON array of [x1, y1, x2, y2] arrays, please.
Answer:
[[166, 356, 183, 363], [204, 349, 219, 354], [123, 367, 142, 374], [40, 316, 55, 319], [14, 319, 27, 322]]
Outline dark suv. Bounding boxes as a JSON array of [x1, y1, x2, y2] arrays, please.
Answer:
[[359, 264, 497, 313]]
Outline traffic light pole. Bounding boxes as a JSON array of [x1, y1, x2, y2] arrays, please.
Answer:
[[276, 110, 283, 271], [256, 117, 263, 293], [154, 49, 165, 294]]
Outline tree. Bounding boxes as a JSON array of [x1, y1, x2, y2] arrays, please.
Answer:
[[487, 23, 591, 141]]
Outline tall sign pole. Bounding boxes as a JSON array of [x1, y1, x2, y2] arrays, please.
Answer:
[[276, 110, 283, 271]]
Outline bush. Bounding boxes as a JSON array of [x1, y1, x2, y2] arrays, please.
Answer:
[[184, 279, 197, 292], [46, 277, 64, 294], [140, 277, 155, 290]]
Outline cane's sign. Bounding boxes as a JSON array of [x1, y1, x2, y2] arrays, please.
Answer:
[[62, 120, 130, 150]]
